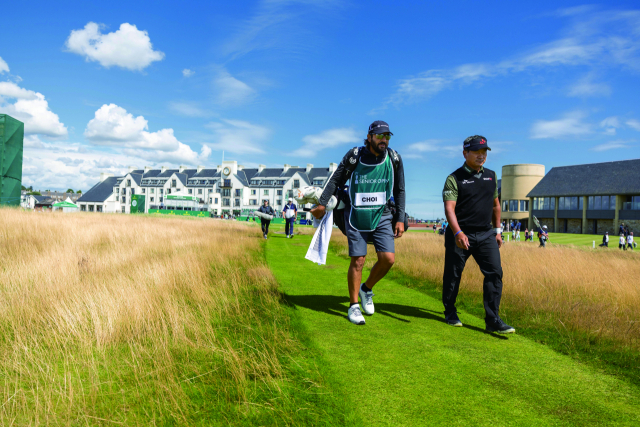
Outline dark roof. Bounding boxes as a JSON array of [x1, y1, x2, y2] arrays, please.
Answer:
[[33, 195, 48, 203], [77, 177, 118, 203], [158, 169, 178, 178], [143, 169, 161, 178], [129, 173, 143, 186], [235, 172, 250, 187], [175, 173, 188, 186], [527, 159, 640, 198], [193, 169, 220, 178]]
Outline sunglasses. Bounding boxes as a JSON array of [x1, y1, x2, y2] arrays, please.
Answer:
[[373, 133, 391, 140]]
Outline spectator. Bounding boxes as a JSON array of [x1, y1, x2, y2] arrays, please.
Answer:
[[516, 229, 520, 241], [619, 233, 626, 250], [524, 228, 529, 241], [628, 232, 634, 251]]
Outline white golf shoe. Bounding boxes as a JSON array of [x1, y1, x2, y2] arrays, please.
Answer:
[[348, 305, 366, 325], [359, 284, 375, 315]]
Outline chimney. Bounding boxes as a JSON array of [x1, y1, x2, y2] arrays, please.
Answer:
[[128, 166, 136, 173], [100, 173, 114, 182], [329, 162, 338, 174], [179, 165, 186, 173], [238, 165, 244, 171], [216, 165, 222, 173], [197, 165, 205, 173], [258, 164, 266, 173], [283, 164, 291, 173], [161, 166, 167, 173], [306, 163, 313, 173], [144, 166, 152, 173]]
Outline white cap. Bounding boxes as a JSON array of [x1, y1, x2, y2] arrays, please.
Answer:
[[288, 198, 293, 202], [543, 225, 547, 229]]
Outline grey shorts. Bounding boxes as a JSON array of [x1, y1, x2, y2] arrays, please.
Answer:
[[345, 207, 395, 257]]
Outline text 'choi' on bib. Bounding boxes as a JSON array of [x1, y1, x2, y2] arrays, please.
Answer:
[[354, 192, 386, 207]]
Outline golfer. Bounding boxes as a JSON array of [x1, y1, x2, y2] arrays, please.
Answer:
[[258, 200, 275, 239], [441, 135, 514, 334], [283, 198, 297, 238], [311, 120, 405, 326]]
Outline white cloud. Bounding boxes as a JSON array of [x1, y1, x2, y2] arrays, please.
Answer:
[[384, 8, 640, 106], [568, 74, 611, 97], [600, 116, 620, 135], [85, 104, 179, 150], [590, 140, 632, 151], [206, 119, 271, 155], [403, 140, 460, 158], [84, 104, 210, 166], [0, 82, 68, 137], [531, 111, 592, 139], [626, 119, 640, 131], [408, 140, 443, 153], [65, 22, 165, 71], [182, 69, 194, 77], [220, 0, 342, 60], [291, 128, 360, 157], [169, 102, 211, 117], [57, 157, 85, 167], [125, 143, 211, 165], [0, 56, 8, 74], [213, 69, 256, 106]]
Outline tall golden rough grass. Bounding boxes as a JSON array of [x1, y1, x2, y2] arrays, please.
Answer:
[[333, 231, 640, 349], [0, 209, 294, 423]]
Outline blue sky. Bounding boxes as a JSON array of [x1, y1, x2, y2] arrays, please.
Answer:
[[1, 1, 639, 218]]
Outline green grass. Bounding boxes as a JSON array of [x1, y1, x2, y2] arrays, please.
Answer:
[[264, 226, 640, 426]]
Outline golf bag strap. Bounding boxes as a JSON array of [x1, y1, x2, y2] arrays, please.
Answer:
[[343, 146, 400, 184]]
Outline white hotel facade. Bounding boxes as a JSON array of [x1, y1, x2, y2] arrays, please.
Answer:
[[77, 160, 338, 218]]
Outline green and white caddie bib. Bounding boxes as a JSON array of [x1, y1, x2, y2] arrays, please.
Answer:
[[348, 151, 394, 232]]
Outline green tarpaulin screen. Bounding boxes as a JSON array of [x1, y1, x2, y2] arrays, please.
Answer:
[[131, 194, 146, 214], [0, 115, 24, 207]]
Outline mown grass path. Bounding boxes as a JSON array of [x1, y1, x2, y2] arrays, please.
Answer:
[[265, 231, 640, 427]]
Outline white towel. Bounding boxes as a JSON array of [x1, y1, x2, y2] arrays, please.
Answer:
[[305, 210, 333, 265]]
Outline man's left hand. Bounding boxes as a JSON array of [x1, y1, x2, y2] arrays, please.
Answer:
[[496, 233, 503, 248], [394, 222, 405, 238]]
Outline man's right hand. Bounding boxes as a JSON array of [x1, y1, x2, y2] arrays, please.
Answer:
[[310, 205, 326, 219], [455, 231, 470, 250]]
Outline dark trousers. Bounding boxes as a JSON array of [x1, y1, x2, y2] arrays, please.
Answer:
[[443, 228, 503, 322], [261, 219, 270, 234], [285, 218, 295, 235]]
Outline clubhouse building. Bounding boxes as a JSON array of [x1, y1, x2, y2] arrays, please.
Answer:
[[526, 159, 640, 234], [77, 160, 338, 218]]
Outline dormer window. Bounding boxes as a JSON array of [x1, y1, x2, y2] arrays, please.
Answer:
[[127, 179, 131, 187]]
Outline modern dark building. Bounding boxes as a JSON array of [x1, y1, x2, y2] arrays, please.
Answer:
[[527, 159, 640, 234]]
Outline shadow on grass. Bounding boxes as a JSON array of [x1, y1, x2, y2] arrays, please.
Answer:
[[283, 294, 506, 339]]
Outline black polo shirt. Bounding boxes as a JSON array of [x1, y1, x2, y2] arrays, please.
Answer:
[[443, 163, 498, 231]]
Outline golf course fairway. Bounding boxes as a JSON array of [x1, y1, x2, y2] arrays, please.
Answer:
[[266, 230, 640, 426]]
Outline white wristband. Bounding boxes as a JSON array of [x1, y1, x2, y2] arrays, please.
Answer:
[[494, 228, 502, 233]]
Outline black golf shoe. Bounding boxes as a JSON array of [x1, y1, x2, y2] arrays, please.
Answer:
[[486, 318, 515, 334], [444, 312, 463, 327]]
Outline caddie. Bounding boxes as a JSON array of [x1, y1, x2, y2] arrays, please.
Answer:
[[441, 135, 515, 334], [311, 120, 405, 326], [258, 200, 275, 239]]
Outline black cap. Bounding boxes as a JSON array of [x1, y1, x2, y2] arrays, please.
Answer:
[[368, 120, 393, 135], [463, 135, 491, 151]]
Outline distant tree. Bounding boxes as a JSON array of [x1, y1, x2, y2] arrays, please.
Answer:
[[28, 191, 42, 196], [66, 188, 74, 193], [21, 185, 26, 191], [76, 190, 83, 194]]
